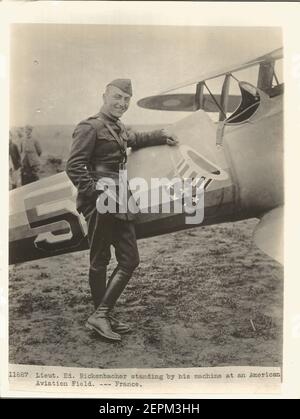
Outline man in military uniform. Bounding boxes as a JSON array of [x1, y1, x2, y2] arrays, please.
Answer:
[[9, 131, 21, 190], [20, 125, 42, 185], [66, 79, 177, 342]]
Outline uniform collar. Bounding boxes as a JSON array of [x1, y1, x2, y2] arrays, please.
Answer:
[[99, 107, 120, 124]]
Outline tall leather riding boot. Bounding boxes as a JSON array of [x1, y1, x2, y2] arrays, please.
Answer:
[[86, 267, 132, 341], [106, 266, 132, 334], [88, 266, 131, 334], [88, 267, 107, 309]]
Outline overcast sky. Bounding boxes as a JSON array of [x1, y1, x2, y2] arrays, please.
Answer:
[[10, 24, 282, 127]]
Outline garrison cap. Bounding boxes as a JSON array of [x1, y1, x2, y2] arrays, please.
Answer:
[[107, 79, 133, 96]]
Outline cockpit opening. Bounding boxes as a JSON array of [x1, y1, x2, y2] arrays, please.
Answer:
[[225, 82, 260, 124]]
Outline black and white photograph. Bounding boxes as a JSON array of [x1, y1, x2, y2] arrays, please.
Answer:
[[2, 1, 300, 398]]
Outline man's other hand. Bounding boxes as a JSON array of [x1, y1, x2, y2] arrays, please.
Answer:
[[161, 127, 179, 146]]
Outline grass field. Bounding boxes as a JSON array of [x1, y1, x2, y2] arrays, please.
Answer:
[[9, 218, 283, 369]]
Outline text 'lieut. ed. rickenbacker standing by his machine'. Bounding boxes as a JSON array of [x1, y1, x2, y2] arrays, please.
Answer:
[[66, 79, 178, 342]]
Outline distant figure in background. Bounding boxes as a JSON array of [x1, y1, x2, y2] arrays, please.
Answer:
[[9, 131, 21, 190], [17, 127, 24, 144], [20, 125, 42, 185]]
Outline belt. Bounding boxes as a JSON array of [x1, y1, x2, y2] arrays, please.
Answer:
[[94, 162, 126, 172]]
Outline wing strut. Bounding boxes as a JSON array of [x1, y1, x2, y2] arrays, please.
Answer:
[[203, 82, 227, 119]]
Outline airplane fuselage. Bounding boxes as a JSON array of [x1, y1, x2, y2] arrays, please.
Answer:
[[9, 87, 283, 265]]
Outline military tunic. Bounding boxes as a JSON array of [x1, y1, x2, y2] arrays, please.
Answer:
[[66, 110, 167, 272]]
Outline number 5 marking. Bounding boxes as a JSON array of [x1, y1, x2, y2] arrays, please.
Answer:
[[24, 182, 87, 252]]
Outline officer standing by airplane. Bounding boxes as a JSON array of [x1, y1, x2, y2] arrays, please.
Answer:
[[66, 79, 177, 342]]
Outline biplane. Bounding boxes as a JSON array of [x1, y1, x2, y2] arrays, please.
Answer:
[[9, 48, 283, 265]]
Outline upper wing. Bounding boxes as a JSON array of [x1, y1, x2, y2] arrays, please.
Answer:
[[253, 206, 283, 265], [161, 48, 283, 94]]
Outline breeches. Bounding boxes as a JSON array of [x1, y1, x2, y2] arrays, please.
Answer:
[[82, 204, 140, 273], [21, 167, 40, 185]]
